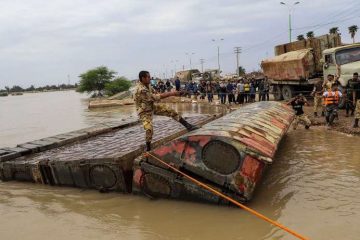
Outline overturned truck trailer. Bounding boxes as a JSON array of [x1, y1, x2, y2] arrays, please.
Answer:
[[133, 101, 294, 204]]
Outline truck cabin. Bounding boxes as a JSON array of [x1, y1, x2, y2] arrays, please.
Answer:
[[335, 46, 360, 65], [322, 44, 360, 86]]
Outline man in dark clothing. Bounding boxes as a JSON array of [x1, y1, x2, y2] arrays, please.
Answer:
[[287, 94, 311, 130], [258, 80, 265, 101], [350, 72, 360, 127], [345, 76, 356, 117], [263, 77, 270, 101], [165, 79, 172, 92], [219, 81, 227, 104], [175, 77, 181, 91], [227, 81, 235, 104]]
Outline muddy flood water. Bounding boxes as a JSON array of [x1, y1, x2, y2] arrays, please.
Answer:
[[0, 91, 359, 240]]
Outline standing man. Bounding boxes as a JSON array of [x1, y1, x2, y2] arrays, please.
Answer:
[[323, 83, 342, 128], [226, 81, 235, 104], [165, 79, 172, 92], [344, 74, 356, 117], [236, 79, 245, 104], [311, 80, 324, 117], [175, 77, 181, 91], [287, 94, 311, 130], [258, 79, 265, 101], [323, 74, 335, 91], [219, 81, 227, 104], [244, 79, 250, 103], [263, 77, 270, 101], [135, 71, 198, 151], [351, 72, 360, 128]]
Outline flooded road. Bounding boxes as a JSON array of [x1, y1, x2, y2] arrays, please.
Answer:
[[0, 91, 359, 239]]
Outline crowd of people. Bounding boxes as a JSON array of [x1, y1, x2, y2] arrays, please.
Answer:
[[137, 71, 360, 149], [151, 77, 271, 104], [287, 72, 360, 130]]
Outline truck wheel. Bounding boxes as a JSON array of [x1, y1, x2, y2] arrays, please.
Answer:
[[273, 85, 283, 101], [203, 72, 211, 81], [281, 86, 294, 101]]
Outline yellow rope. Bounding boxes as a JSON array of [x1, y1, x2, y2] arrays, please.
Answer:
[[145, 152, 309, 240]]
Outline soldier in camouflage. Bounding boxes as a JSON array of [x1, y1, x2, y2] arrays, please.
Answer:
[[311, 80, 324, 117], [287, 94, 311, 130], [135, 71, 198, 151]]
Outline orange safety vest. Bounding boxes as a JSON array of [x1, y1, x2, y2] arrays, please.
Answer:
[[324, 91, 340, 105]]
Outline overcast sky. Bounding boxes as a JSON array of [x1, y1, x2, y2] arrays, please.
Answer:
[[0, 0, 359, 88]]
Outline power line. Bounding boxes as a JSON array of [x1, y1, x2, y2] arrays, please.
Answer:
[[294, 2, 360, 31]]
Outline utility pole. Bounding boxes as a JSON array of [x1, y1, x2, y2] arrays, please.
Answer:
[[185, 52, 195, 69], [212, 38, 224, 74], [280, 1, 300, 43], [200, 59, 205, 73], [234, 47, 242, 76]]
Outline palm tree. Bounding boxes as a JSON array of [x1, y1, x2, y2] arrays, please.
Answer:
[[297, 34, 305, 41], [306, 31, 314, 39], [329, 27, 339, 35], [348, 25, 358, 43]]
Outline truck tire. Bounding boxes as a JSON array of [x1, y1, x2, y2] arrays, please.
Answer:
[[273, 85, 283, 101], [281, 86, 294, 101], [203, 72, 211, 81]]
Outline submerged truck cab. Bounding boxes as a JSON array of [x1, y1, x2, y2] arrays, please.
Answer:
[[323, 44, 360, 87]]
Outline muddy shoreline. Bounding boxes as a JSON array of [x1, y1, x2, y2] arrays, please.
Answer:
[[88, 96, 360, 136]]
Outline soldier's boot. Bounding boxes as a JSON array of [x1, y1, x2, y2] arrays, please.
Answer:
[[179, 118, 199, 131], [325, 116, 330, 125], [314, 112, 318, 117], [329, 114, 336, 125], [146, 142, 151, 151], [353, 119, 359, 128], [144, 142, 151, 162]]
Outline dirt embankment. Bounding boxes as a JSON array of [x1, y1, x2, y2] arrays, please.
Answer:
[[302, 102, 360, 136], [88, 94, 359, 136]]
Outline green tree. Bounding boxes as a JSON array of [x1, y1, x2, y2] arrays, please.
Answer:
[[238, 66, 246, 76], [26, 85, 35, 91], [329, 27, 339, 35], [348, 25, 358, 43], [5, 86, 9, 93], [104, 77, 132, 96], [306, 31, 314, 39], [78, 66, 116, 96], [297, 34, 305, 41], [10, 85, 24, 92]]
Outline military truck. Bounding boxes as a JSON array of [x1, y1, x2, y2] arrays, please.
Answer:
[[261, 33, 360, 102], [175, 69, 221, 83], [175, 69, 201, 83]]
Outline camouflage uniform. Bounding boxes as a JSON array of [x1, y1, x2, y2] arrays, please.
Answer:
[[293, 115, 311, 130], [355, 100, 360, 119], [313, 81, 323, 114], [134, 81, 181, 142]]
